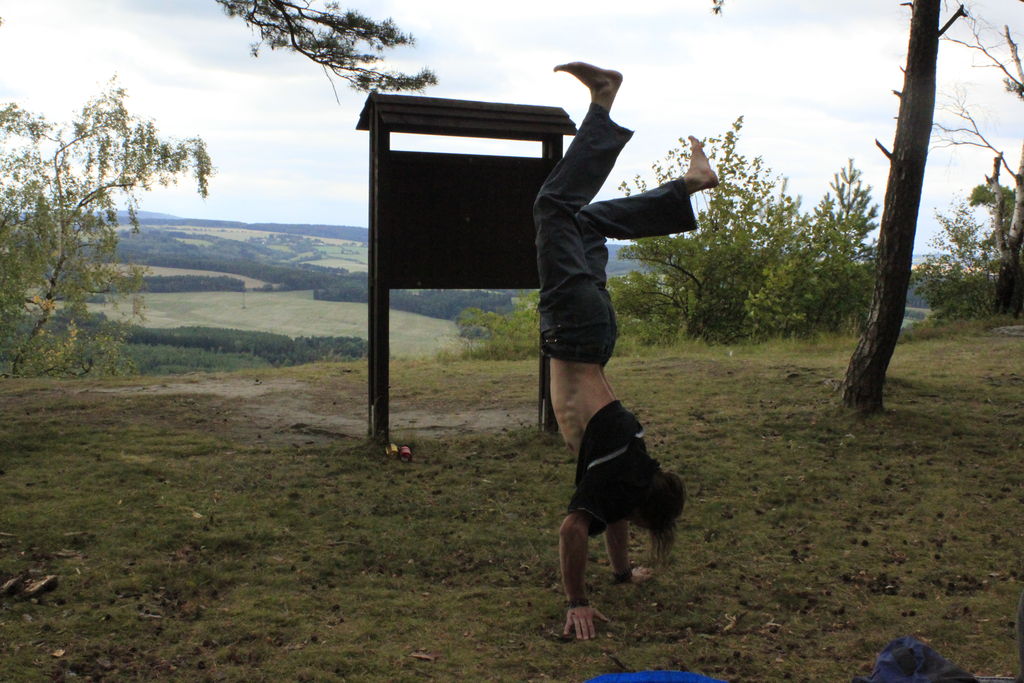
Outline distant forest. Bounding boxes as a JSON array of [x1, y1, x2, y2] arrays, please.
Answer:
[[127, 326, 365, 367], [144, 275, 247, 293]]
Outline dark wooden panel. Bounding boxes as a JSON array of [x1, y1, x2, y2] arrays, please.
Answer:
[[361, 94, 573, 438], [379, 151, 552, 289], [357, 93, 576, 139]]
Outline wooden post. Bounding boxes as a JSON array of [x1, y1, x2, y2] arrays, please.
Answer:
[[368, 110, 390, 439], [539, 134, 563, 433]]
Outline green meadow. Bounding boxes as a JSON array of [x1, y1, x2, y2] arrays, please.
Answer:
[[92, 290, 456, 357]]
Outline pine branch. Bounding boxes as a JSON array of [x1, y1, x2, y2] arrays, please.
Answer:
[[216, 0, 437, 92], [937, 4, 967, 38], [875, 139, 893, 160]]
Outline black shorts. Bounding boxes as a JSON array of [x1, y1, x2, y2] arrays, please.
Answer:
[[540, 285, 617, 365]]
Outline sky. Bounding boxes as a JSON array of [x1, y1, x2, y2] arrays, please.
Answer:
[[0, 0, 1021, 252]]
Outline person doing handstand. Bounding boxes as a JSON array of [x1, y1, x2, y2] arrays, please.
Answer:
[[535, 62, 718, 641]]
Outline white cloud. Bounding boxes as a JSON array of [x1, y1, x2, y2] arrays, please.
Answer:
[[1, 0, 1021, 250]]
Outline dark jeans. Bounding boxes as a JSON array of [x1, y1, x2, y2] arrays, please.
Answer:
[[534, 103, 698, 364]]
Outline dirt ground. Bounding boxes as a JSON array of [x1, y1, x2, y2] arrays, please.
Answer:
[[79, 374, 538, 448], [34, 324, 1024, 449]]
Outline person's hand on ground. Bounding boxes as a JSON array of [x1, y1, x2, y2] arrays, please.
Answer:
[[630, 566, 654, 583], [563, 605, 609, 640]]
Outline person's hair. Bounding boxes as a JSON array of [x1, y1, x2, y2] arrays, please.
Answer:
[[635, 470, 686, 565]]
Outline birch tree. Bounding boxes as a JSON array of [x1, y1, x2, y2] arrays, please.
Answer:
[[0, 84, 212, 376], [937, 15, 1024, 316]]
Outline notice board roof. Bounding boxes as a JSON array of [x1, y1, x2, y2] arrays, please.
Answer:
[[356, 93, 576, 141]]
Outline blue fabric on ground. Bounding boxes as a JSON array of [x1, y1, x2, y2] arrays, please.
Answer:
[[851, 636, 978, 682], [586, 672, 727, 683]]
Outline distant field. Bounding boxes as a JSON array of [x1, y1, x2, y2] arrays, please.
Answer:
[[300, 256, 369, 272], [148, 224, 369, 272], [141, 266, 270, 290], [161, 224, 365, 249], [92, 290, 456, 357]]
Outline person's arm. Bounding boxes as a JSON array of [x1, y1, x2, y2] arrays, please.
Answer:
[[604, 519, 631, 578], [605, 520, 654, 584], [559, 511, 608, 640]]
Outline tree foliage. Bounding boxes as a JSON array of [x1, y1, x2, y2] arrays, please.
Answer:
[[747, 161, 878, 337], [969, 181, 1015, 230], [912, 198, 999, 320], [611, 118, 877, 344], [216, 0, 437, 92], [0, 84, 212, 377], [457, 292, 539, 360]]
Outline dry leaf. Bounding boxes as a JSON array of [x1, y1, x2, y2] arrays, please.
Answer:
[[410, 651, 439, 662], [51, 649, 65, 658], [1, 575, 25, 595], [23, 575, 59, 597]]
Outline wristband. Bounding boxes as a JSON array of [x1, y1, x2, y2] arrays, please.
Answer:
[[613, 569, 632, 584], [567, 598, 590, 608]]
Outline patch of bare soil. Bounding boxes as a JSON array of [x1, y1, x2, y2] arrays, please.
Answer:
[[82, 375, 535, 447], [991, 325, 1024, 337]]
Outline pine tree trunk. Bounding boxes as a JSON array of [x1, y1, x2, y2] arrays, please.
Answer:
[[842, 0, 942, 413]]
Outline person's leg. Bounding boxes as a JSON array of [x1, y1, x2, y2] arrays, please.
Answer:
[[533, 106, 632, 223], [577, 136, 718, 241], [535, 65, 632, 365], [536, 63, 629, 450]]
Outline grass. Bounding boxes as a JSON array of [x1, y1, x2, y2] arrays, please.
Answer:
[[91, 290, 457, 357], [1, 327, 1023, 681]]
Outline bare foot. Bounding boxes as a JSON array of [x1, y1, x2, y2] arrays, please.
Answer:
[[682, 135, 719, 192], [554, 62, 623, 111]]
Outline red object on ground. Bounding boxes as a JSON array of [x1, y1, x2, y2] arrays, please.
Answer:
[[399, 445, 413, 462]]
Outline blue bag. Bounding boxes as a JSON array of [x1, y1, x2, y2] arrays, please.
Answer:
[[851, 636, 977, 683], [587, 672, 726, 683]]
